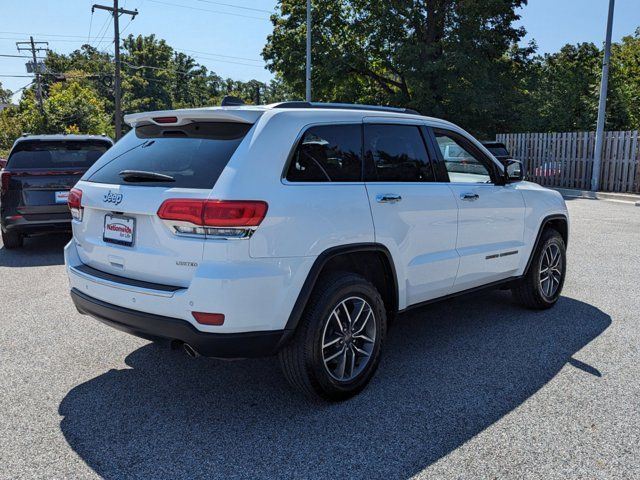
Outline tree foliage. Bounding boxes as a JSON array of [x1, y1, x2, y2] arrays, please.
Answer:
[[264, 1, 640, 136], [264, 0, 530, 136], [0, 35, 283, 154]]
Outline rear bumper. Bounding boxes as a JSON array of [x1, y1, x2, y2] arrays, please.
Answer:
[[71, 288, 288, 358], [2, 212, 71, 233]]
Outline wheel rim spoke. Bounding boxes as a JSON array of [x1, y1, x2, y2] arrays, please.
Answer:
[[539, 243, 563, 299], [324, 347, 345, 363], [321, 296, 376, 382], [322, 336, 341, 350], [353, 308, 372, 335]]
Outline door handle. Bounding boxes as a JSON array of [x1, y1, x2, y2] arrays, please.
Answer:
[[376, 194, 402, 204], [460, 193, 479, 201]]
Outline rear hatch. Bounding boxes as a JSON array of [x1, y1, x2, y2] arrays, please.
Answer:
[[3, 139, 111, 218], [73, 119, 254, 287]]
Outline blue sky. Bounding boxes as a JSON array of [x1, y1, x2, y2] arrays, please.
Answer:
[[1, 0, 638, 101]]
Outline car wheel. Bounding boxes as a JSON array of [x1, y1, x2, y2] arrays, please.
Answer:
[[278, 272, 387, 401], [1, 230, 24, 249], [512, 228, 566, 309]]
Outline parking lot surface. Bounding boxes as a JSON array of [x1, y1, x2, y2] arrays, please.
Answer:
[[1, 198, 639, 479]]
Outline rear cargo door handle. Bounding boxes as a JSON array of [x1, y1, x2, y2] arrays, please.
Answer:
[[460, 193, 479, 201], [376, 194, 402, 204]]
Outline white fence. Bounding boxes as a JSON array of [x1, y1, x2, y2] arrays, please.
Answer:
[[496, 131, 640, 193]]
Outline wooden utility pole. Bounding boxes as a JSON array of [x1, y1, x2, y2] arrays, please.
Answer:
[[16, 37, 48, 112], [92, 1, 138, 140]]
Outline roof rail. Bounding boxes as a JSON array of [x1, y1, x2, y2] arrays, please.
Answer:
[[271, 101, 420, 115]]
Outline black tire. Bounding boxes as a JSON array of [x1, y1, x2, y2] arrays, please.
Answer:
[[278, 272, 387, 401], [1, 230, 24, 249], [512, 228, 566, 309]]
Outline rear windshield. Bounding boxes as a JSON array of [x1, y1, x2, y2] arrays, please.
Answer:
[[8, 140, 112, 169], [84, 122, 252, 188]]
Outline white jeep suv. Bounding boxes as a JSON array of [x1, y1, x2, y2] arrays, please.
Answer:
[[65, 102, 569, 401]]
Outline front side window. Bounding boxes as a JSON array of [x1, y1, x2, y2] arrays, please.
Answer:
[[434, 130, 493, 183], [364, 124, 435, 182], [286, 125, 362, 182]]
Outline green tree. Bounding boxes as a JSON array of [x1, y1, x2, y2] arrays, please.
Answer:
[[264, 0, 529, 136], [121, 34, 175, 112], [610, 28, 640, 130], [0, 81, 12, 104], [44, 79, 112, 135]]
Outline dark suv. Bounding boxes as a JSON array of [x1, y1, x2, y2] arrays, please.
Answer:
[[1, 134, 113, 248]]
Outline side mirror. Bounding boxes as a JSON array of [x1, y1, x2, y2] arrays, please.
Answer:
[[503, 158, 524, 182]]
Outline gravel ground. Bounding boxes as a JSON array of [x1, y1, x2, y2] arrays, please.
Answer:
[[0, 198, 638, 479]]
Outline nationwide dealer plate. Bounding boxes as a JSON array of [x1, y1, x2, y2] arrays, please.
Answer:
[[103, 214, 135, 246], [55, 191, 69, 204]]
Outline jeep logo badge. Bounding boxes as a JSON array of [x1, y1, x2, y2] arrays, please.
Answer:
[[103, 191, 123, 206]]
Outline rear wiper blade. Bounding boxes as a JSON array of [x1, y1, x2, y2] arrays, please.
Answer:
[[119, 170, 175, 182]]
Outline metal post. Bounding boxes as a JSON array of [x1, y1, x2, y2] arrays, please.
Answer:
[[591, 0, 615, 192], [305, 0, 311, 102]]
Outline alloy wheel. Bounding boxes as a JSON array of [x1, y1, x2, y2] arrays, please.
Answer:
[[321, 296, 376, 382], [539, 243, 563, 299]]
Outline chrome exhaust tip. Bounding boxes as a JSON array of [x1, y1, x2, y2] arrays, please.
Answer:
[[183, 343, 200, 358]]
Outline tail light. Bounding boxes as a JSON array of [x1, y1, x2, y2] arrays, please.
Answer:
[[0, 171, 10, 194], [157, 199, 268, 239], [68, 188, 83, 221]]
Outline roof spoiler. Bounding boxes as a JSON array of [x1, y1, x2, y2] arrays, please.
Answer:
[[124, 108, 263, 127]]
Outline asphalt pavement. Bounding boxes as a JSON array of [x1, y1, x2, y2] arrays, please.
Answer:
[[0, 198, 638, 479]]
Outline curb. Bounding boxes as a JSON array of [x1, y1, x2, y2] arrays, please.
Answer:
[[553, 188, 640, 206]]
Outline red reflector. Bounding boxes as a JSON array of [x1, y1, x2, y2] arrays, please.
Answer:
[[157, 199, 268, 227], [153, 116, 178, 124], [192, 312, 225, 325], [203, 200, 268, 227], [68, 188, 83, 209]]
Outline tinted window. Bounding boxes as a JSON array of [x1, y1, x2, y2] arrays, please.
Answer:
[[85, 122, 251, 188], [8, 141, 111, 169], [486, 146, 509, 157], [286, 125, 362, 182], [364, 125, 434, 182], [434, 130, 492, 183]]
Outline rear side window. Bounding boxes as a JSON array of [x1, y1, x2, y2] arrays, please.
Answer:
[[364, 124, 435, 182], [84, 122, 251, 188], [8, 141, 111, 169], [286, 125, 362, 182]]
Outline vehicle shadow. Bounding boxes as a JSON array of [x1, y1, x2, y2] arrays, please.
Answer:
[[0, 233, 68, 267], [59, 291, 610, 479]]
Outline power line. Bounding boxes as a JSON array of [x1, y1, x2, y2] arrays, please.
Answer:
[[87, 10, 94, 44], [0, 54, 41, 59], [195, 0, 272, 14], [173, 46, 262, 63], [92, 15, 113, 51], [92, 1, 139, 140], [145, 0, 270, 21], [16, 37, 49, 112]]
